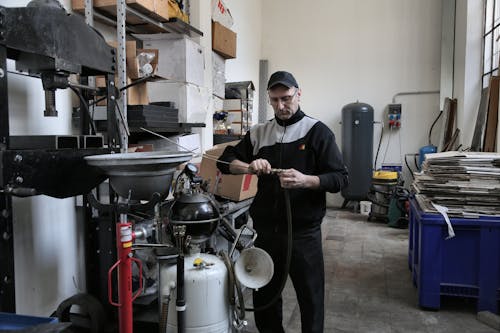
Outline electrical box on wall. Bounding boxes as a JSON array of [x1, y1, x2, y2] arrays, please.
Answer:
[[387, 104, 402, 129]]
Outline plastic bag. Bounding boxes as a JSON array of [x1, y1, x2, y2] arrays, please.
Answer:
[[137, 51, 156, 78], [212, 0, 234, 28]]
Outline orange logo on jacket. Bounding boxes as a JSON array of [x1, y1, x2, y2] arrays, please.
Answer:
[[298, 144, 306, 150]]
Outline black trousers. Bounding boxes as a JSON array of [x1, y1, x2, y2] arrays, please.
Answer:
[[252, 223, 324, 333]]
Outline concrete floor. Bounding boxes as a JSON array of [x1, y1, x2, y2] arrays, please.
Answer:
[[241, 209, 498, 333]]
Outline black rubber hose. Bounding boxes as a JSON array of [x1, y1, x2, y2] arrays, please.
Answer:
[[220, 250, 245, 321], [428, 110, 443, 145], [404, 154, 415, 180], [89, 74, 154, 107], [69, 86, 97, 134], [374, 125, 384, 169], [244, 188, 293, 312]]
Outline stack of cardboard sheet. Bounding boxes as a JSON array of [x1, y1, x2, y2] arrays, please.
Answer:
[[412, 151, 500, 217]]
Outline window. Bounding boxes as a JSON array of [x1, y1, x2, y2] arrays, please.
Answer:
[[483, 0, 500, 87]]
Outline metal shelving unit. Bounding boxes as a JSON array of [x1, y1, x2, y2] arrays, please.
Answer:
[[82, 0, 204, 139], [80, 1, 205, 313]]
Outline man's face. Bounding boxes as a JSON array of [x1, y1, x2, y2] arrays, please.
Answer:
[[268, 85, 301, 120]]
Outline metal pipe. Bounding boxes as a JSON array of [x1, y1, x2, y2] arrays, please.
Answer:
[[176, 254, 185, 333], [392, 90, 440, 103], [173, 225, 186, 333]]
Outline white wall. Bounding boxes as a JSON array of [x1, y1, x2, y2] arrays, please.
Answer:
[[260, 0, 443, 205], [454, 0, 483, 148], [187, 0, 214, 152], [224, 0, 263, 119], [3, 0, 86, 315]]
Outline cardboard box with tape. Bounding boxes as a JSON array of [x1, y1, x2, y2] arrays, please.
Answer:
[[199, 141, 257, 201]]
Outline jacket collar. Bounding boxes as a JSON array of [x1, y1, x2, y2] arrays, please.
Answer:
[[275, 108, 305, 127]]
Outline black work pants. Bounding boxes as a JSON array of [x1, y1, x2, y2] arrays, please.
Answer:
[[252, 223, 324, 333]]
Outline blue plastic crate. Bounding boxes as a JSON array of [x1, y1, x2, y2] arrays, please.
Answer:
[[0, 312, 58, 330], [409, 199, 500, 313]]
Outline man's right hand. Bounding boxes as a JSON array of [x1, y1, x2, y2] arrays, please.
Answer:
[[248, 158, 272, 175]]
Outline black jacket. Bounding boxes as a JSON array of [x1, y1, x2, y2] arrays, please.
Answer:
[[217, 109, 348, 231]]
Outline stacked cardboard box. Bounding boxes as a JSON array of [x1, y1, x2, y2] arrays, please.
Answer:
[[136, 34, 207, 123]]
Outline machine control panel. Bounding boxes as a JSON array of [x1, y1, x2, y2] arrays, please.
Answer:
[[387, 104, 402, 129]]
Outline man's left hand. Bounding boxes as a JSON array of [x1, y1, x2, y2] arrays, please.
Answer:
[[278, 168, 320, 189]]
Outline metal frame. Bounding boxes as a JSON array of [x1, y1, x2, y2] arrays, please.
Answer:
[[483, 0, 500, 87], [0, 3, 119, 312], [0, 44, 14, 312]]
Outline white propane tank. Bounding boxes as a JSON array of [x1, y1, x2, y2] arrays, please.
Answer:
[[160, 253, 230, 333]]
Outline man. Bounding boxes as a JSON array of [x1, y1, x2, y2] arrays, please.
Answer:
[[217, 71, 348, 333]]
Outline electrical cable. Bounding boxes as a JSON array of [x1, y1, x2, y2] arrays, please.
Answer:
[[382, 127, 392, 166], [398, 128, 403, 167], [428, 110, 443, 145], [69, 86, 97, 135], [114, 101, 130, 137], [413, 154, 419, 172], [404, 154, 418, 180], [374, 124, 384, 170], [89, 74, 154, 107]]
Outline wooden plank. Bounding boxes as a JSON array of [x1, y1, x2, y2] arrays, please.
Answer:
[[496, 81, 500, 152], [471, 87, 490, 151], [484, 76, 500, 152], [72, 0, 165, 25], [441, 98, 457, 150]]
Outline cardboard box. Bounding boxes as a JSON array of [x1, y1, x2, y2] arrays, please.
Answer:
[[212, 51, 226, 99], [137, 33, 205, 86], [147, 81, 208, 123], [126, 77, 149, 105], [212, 20, 236, 59], [155, 0, 189, 22], [199, 141, 257, 201]]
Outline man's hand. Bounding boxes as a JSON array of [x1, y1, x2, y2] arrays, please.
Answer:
[[248, 158, 272, 175], [279, 168, 320, 189]]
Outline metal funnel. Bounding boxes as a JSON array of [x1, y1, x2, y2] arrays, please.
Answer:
[[85, 151, 192, 200]]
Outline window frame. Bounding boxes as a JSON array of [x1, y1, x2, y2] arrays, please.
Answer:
[[483, 0, 500, 87]]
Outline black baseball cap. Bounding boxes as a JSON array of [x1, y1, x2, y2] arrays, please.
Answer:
[[267, 71, 299, 90]]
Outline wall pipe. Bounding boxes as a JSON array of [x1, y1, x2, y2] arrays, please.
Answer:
[[392, 90, 440, 103]]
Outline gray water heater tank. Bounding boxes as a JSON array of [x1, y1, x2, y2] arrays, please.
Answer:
[[341, 102, 374, 201]]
